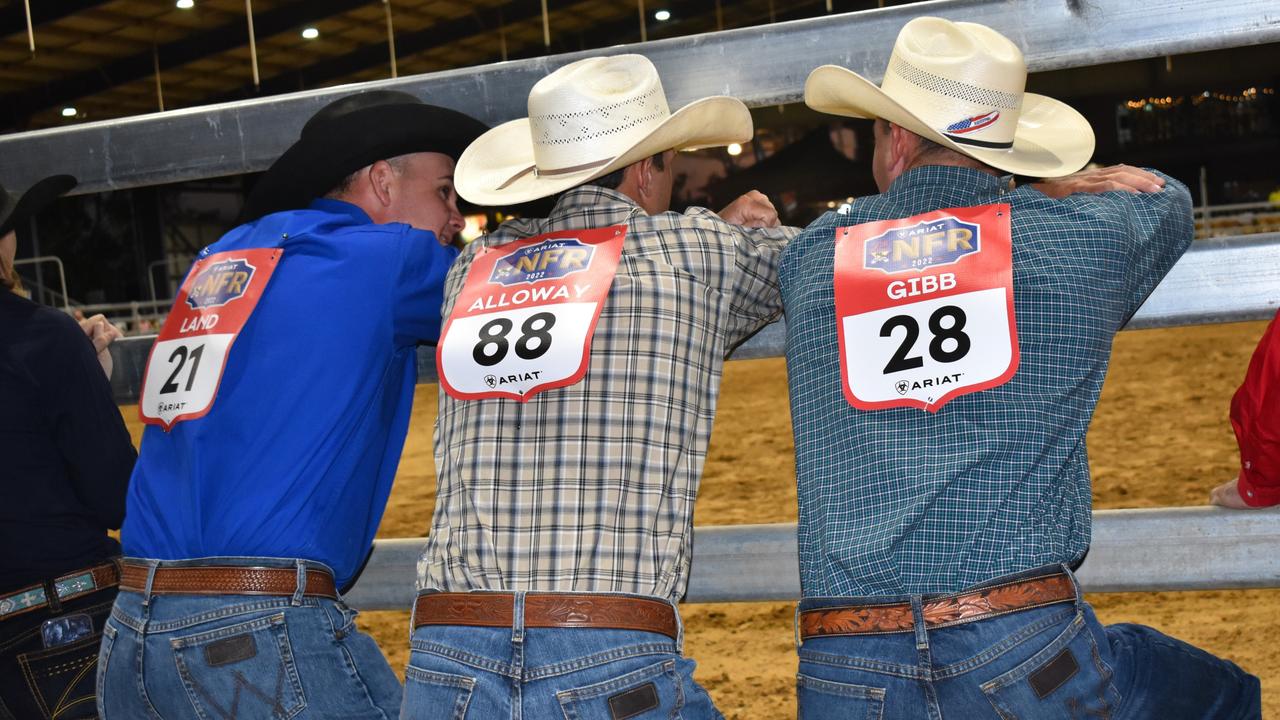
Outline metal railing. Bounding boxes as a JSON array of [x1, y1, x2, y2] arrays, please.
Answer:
[[8, 0, 1275, 608], [0, 0, 1277, 194]]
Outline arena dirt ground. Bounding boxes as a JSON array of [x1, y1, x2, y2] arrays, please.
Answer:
[[122, 319, 1278, 718]]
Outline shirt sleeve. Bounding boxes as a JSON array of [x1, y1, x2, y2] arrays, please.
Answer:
[[1231, 312, 1280, 507], [392, 228, 461, 346], [1108, 171, 1195, 316], [688, 208, 801, 346], [48, 317, 137, 530]]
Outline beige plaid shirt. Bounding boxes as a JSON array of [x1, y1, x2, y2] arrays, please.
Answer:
[[418, 186, 798, 601]]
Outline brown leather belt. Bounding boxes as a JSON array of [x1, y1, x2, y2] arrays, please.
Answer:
[[800, 572, 1076, 640], [414, 592, 679, 641], [119, 562, 337, 599]]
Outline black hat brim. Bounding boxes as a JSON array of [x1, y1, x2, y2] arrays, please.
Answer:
[[0, 175, 77, 237], [239, 103, 488, 223]]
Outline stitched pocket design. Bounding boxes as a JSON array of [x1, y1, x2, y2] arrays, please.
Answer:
[[403, 665, 476, 720], [796, 673, 886, 720], [170, 613, 306, 720]]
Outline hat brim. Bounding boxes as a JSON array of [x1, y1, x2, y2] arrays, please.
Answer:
[[0, 174, 77, 237], [804, 65, 1094, 178], [240, 103, 487, 223], [456, 95, 752, 206]]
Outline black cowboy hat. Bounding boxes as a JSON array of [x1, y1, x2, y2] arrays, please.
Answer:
[[239, 90, 488, 223], [0, 174, 77, 237]]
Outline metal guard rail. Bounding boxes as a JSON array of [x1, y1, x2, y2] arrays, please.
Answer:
[[344, 506, 1280, 609], [106, 232, 1280, 404], [1, 0, 1277, 194]]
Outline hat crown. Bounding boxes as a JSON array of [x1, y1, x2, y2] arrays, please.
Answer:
[[527, 55, 671, 174], [882, 18, 1027, 147]]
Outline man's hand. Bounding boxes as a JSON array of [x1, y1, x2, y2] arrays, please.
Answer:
[[718, 190, 781, 228], [1209, 475, 1258, 509], [78, 313, 124, 380], [1031, 165, 1165, 199]]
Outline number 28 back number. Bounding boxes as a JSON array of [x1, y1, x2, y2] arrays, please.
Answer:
[[472, 312, 557, 366], [880, 305, 970, 374]]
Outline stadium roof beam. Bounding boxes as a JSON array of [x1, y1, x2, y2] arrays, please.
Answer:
[[0, 0, 1277, 195], [0, 0, 109, 39], [0, 0, 373, 129]]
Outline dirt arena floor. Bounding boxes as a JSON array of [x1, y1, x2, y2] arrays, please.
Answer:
[[122, 319, 1278, 717]]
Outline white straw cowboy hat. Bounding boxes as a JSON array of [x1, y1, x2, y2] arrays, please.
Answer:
[[456, 54, 752, 205], [804, 17, 1094, 177]]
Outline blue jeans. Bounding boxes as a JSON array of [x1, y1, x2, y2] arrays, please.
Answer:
[[796, 566, 1261, 720], [401, 591, 722, 720], [96, 557, 402, 719]]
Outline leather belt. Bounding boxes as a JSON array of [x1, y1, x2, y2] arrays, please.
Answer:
[[800, 572, 1076, 640], [414, 592, 679, 641], [0, 561, 120, 620], [119, 562, 337, 599]]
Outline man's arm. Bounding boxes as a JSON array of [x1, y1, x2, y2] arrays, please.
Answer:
[[1213, 313, 1280, 508], [52, 314, 137, 530], [392, 227, 462, 346], [701, 192, 802, 346]]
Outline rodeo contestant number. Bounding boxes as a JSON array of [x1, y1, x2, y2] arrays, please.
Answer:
[[159, 343, 205, 393], [472, 312, 557, 366], [880, 305, 970, 374]]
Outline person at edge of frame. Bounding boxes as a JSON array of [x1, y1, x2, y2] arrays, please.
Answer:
[[403, 53, 792, 720], [780, 16, 1261, 720], [0, 174, 136, 720], [95, 91, 486, 719], [1210, 306, 1280, 510]]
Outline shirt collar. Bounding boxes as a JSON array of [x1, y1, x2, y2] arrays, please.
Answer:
[[308, 197, 374, 225], [549, 185, 643, 223], [886, 166, 1010, 206]]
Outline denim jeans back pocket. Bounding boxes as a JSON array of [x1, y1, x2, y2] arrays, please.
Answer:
[[556, 659, 686, 720], [403, 665, 475, 720], [980, 613, 1121, 720], [796, 673, 885, 720], [17, 634, 102, 719], [170, 612, 306, 720]]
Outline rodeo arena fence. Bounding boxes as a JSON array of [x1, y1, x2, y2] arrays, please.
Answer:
[[2, 0, 1278, 610]]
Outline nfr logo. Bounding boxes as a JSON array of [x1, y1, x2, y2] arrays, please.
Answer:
[[490, 238, 594, 287], [864, 216, 979, 273], [186, 258, 256, 309]]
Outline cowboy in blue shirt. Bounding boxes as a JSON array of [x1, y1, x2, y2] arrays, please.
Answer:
[[99, 92, 486, 719], [781, 17, 1261, 720]]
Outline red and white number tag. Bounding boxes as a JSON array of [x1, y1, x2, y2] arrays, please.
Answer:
[[139, 248, 282, 430], [437, 225, 626, 402], [835, 204, 1019, 412]]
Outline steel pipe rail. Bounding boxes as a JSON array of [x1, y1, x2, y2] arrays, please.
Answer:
[[2, 0, 1278, 194], [343, 506, 1280, 609], [105, 232, 1280, 404]]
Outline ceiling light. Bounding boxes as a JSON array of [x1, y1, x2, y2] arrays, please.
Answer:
[[176, 0, 194, 7], [61, 107, 77, 118], [727, 142, 742, 156], [301, 27, 319, 40], [654, 9, 671, 21]]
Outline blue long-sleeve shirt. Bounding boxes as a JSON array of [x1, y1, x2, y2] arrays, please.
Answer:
[[780, 166, 1192, 597], [123, 199, 457, 588]]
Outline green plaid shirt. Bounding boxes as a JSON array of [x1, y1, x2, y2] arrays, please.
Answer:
[[780, 166, 1192, 597], [420, 186, 798, 600]]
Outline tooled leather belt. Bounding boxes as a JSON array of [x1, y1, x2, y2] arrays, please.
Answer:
[[800, 571, 1076, 639], [119, 561, 337, 599], [414, 592, 679, 641]]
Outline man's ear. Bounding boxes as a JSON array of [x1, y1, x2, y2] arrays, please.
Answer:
[[367, 160, 396, 208], [634, 155, 657, 203], [885, 123, 911, 179]]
